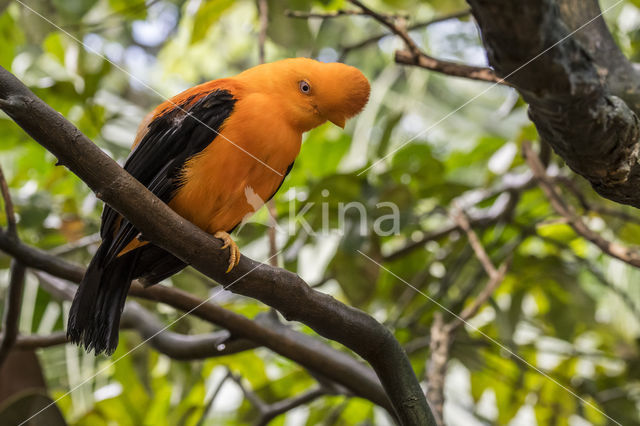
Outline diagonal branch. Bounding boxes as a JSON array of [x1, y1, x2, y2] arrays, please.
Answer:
[[424, 208, 511, 425], [229, 371, 327, 426], [0, 226, 390, 409], [451, 208, 500, 279], [349, 0, 419, 55], [523, 141, 640, 269], [341, 9, 471, 55]]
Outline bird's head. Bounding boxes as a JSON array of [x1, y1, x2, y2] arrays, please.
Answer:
[[237, 58, 370, 132]]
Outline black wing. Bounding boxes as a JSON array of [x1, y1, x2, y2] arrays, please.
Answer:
[[101, 89, 236, 261]]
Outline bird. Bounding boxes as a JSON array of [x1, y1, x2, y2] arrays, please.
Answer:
[[67, 58, 370, 355]]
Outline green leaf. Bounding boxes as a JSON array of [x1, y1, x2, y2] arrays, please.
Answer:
[[190, 0, 235, 45]]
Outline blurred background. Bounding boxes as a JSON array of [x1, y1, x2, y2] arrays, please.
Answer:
[[1, 0, 640, 424]]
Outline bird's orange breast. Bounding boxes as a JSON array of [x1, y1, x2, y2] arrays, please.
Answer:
[[168, 90, 302, 234]]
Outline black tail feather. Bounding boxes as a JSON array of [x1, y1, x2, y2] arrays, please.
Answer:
[[134, 245, 186, 287], [67, 243, 139, 355]]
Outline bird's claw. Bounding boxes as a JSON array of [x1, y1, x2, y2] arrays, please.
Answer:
[[214, 231, 241, 273]]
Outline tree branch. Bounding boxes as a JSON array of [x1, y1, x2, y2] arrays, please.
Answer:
[[258, 0, 268, 65], [31, 270, 257, 358], [7, 331, 68, 349], [467, 0, 640, 208], [0, 260, 26, 366], [426, 313, 448, 426], [0, 65, 432, 421], [27, 262, 392, 412], [0, 230, 86, 283], [423, 208, 511, 425], [394, 50, 503, 84], [0, 223, 391, 410]]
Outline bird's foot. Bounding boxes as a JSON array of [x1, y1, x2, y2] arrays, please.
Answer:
[[214, 231, 241, 273]]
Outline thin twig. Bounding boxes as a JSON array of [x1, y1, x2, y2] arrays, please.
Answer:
[[230, 372, 269, 413], [230, 371, 326, 426], [258, 0, 268, 65], [0, 260, 27, 366], [341, 9, 471, 54], [395, 50, 504, 84], [451, 208, 499, 279], [344, 2, 499, 84], [349, 0, 420, 56], [285, 8, 407, 20], [555, 175, 640, 226], [197, 370, 233, 426], [426, 313, 448, 426], [447, 261, 509, 332], [0, 165, 17, 238], [259, 387, 326, 425]]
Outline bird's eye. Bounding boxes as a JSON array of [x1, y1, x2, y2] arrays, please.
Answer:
[[298, 80, 311, 94]]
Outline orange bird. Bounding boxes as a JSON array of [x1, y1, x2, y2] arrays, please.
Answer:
[[67, 58, 370, 354]]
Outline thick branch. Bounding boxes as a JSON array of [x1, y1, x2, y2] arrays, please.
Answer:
[[122, 302, 255, 360], [0, 230, 85, 282], [136, 281, 393, 410], [31, 270, 257, 359], [7, 331, 68, 349], [467, 0, 640, 208], [1, 226, 389, 409], [26, 258, 391, 411]]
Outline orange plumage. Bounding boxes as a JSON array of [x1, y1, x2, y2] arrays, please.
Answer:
[[68, 58, 370, 354]]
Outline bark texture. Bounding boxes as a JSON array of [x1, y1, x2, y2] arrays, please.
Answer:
[[467, 0, 640, 207]]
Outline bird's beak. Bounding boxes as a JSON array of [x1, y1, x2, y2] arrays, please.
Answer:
[[330, 116, 346, 129]]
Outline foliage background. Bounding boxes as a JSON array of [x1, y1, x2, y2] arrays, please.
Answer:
[[1, 0, 640, 424]]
